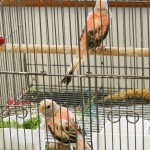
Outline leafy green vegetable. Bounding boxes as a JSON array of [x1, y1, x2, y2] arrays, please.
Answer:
[[0, 120, 22, 128], [22, 115, 41, 129], [0, 115, 41, 129]]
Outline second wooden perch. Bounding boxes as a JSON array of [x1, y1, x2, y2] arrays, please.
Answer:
[[0, 44, 150, 57]]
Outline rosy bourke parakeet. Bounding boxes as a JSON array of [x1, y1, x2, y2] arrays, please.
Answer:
[[39, 99, 91, 150], [61, 0, 111, 85]]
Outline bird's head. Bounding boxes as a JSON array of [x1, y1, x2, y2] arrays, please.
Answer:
[[95, 0, 108, 12], [39, 99, 59, 117]]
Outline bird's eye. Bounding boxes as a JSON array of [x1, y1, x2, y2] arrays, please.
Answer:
[[47, 105, 51, 109]]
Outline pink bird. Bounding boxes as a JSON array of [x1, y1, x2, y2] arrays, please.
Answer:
[[39, 99, 91, 150], [61, 0, 110, 85]]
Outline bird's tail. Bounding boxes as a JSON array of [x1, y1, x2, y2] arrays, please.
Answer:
[[61, 56, 80, 85], [70, 140, 91, 150], [77, 139, 91, 150]]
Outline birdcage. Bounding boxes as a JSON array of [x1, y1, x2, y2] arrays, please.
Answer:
[[0, 0, 150, 150]]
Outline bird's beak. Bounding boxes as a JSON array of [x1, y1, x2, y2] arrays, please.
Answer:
[[39, 105, 44, 113]]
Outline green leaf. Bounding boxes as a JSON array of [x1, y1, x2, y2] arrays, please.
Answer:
[[0, 115, 41, 129]]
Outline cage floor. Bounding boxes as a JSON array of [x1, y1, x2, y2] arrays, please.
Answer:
[[43, 104, 150, 145]]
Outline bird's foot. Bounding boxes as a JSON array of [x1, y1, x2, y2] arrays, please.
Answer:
[[96, 45, 106, 51]]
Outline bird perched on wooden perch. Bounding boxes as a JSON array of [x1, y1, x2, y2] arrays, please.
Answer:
[[39, 99, 91, 150], [61, 0, 111, 85]]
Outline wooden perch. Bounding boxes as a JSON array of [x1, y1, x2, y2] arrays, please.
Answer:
[[2, 1, 150, 8], [0, 44, 150, 57]]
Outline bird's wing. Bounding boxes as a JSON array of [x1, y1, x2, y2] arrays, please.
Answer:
[[87, 22, 109, 49], [71, 118, 86, 136], [47, 117, 78, 144], [80, 12, 109, 50], [68, 110, 86, 135]]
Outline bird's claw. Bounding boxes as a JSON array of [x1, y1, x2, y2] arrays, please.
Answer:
[[96, 45, 106, 51]]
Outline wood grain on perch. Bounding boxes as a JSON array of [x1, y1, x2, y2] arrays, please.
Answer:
[[2, 1, 150, 8], [0, 44, 150, 57]]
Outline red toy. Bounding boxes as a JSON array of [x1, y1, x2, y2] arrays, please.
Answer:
[[7, 99, 30, 106], [7, 99, 21, 106], [0, 37, 5, 45]]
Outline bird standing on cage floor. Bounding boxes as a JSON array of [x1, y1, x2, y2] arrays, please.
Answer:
[[39, 99, 91, 150], [61, 0, 111, 85]]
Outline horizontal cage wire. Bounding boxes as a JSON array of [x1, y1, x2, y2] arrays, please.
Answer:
[[0, 0, 150, 150]]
